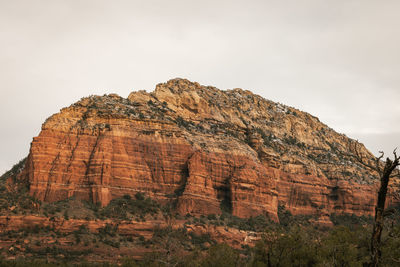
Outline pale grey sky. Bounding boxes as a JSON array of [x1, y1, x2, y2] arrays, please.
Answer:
[[1, 0, 399, 174]]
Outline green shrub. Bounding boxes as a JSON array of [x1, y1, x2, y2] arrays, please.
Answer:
[[98, 193, 160, 220], [98, 223, 118, 238], [201, 243, 240, 267]]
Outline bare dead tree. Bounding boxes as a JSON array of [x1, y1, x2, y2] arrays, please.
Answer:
[[347, 141, 400, 267]]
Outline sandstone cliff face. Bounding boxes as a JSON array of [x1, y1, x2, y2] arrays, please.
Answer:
[[13, 78, 397, 221]]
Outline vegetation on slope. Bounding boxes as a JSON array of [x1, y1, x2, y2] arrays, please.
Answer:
[[0, 174, 398, 266], [0, 218, 399, 266]]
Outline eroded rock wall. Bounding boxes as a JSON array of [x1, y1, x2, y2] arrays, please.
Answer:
[[13, 78, 397, 221]]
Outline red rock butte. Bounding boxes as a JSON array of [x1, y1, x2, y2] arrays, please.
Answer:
[[12, 78, 399, 223]]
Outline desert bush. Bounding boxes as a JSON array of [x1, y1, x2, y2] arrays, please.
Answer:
[[201, 243, 240, 267], [99, 193, 160, 220]]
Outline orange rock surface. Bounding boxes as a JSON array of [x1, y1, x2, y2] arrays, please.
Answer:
[[12, 78, 399, 221], [0, 215, 260, 249]]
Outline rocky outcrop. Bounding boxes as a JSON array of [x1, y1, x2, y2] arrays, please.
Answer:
[[11, 78, 399, 221], [0, 215, 260, 249]]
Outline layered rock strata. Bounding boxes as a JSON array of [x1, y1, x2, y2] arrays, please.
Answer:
[[0, 215, 260, 249], [13, 79, 398, 221]]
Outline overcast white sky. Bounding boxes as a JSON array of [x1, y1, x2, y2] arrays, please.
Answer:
[[1, 0, 399, 174]]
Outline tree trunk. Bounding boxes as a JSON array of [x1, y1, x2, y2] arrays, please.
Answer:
[[370, 171, 390, 267], [369, 158, 398, 267], [347, 142, 400, 267]]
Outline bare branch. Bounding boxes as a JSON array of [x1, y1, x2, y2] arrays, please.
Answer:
[[394, 191, 400, 201], [393, 149, 400, 167], [348, 141, 380, 172], [390, 168, 400, 178], [376, 151, 384, 173], [390, 256, 400, 263]]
